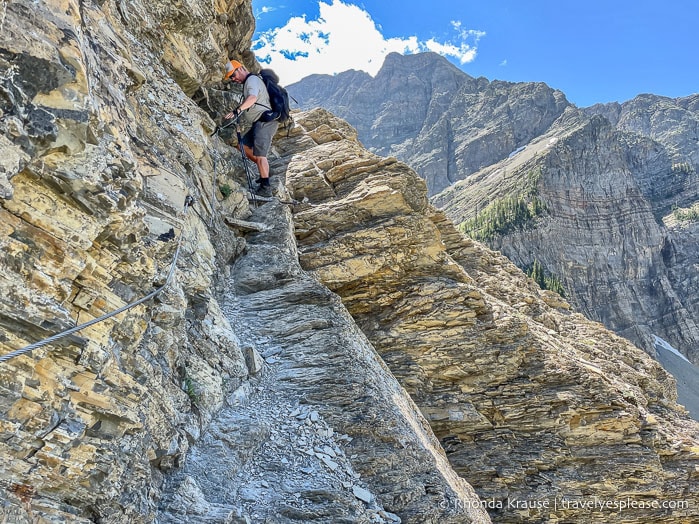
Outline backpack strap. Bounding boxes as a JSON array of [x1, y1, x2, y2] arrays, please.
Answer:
[[243, 73, 272, 111]]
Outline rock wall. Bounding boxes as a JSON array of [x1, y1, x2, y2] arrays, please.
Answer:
[[284, 109, 699, 523], [436, 107, 699, 365], [0, 0, 257, 520], [0, 2, 490, 523]]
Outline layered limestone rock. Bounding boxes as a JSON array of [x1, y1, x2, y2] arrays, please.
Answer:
[[1, 0, 255, 520], [585, 94, 699, 358], [284, 108, 699, 523], [0, 2, 490, 522], [435, 107, 699, 367]]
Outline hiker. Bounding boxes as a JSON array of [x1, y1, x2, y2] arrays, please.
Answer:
[[223, 59, 278, 197]]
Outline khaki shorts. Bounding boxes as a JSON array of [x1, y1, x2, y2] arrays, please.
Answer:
[[242, 120, 279, 157]]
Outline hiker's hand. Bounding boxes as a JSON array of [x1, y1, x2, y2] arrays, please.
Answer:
[[224, 107, 241, 120]]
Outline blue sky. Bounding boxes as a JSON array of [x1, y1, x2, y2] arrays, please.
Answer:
[[251, 0, 697, 107]]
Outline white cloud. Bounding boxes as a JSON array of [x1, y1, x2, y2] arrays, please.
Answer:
[[252, 0, 484, 84]]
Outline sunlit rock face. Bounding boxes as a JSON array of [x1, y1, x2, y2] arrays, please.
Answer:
[[285, 108, 699, 523], [0, 2, 490, 523], [0, 0, 255, 520], [291, 53, 699, 367]]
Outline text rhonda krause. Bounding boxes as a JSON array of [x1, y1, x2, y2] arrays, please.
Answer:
[[439, 497, 691, 512]]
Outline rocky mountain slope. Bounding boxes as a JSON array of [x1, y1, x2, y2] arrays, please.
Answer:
[[434, 104, 699, 367], [290, 53, 699, 369], [1, 1, 697, 523]]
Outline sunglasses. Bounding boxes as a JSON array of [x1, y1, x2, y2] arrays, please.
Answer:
[[225, 68, 241, 81]]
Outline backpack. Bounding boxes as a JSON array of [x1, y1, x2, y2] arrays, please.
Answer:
[[253, 69, 293, 127]]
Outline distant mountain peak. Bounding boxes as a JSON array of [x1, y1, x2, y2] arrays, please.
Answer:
[[378, 51, 474, 79]]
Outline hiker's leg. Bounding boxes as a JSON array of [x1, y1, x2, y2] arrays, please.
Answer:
[[240, 129, 258, 164], [243, 143, 256, 163], [243, 144, 268, 181], [252, 121, 279, 181], [255, 156, 270, 180]]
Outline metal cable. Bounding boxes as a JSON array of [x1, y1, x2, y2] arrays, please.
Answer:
[[0, 197, 194, 364], [210, 149, 218, 227]]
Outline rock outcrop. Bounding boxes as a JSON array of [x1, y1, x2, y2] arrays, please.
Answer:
[[157, 197, 489, 524], [283, 109, 699, 523], [0, 0, 255, 520]]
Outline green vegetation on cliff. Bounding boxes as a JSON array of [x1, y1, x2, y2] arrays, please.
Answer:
[[458, 168, 546, 242], [672, 202, 699, 223], [525, 259, 566, 296]]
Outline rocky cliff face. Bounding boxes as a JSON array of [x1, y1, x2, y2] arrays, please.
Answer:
[[1, 2, 698, 524], [434, 104, 699, 368], [584, 94, 699, 217], [291, 53, 699, 370], [0, 0, 253, 520], [283, 109, 699, 523]]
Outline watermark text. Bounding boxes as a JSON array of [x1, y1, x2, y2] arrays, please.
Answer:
[[438, 496, 691, 514]]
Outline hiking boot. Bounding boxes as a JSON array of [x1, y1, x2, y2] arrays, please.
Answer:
[[255, 185, 272, 197], [255, 175, 272, 185]]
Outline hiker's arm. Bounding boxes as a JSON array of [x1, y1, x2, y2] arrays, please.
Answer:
[[225, 93, 258, 119]]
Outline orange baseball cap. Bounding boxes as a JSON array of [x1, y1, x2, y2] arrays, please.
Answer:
[[224, 60, 243, 79]]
